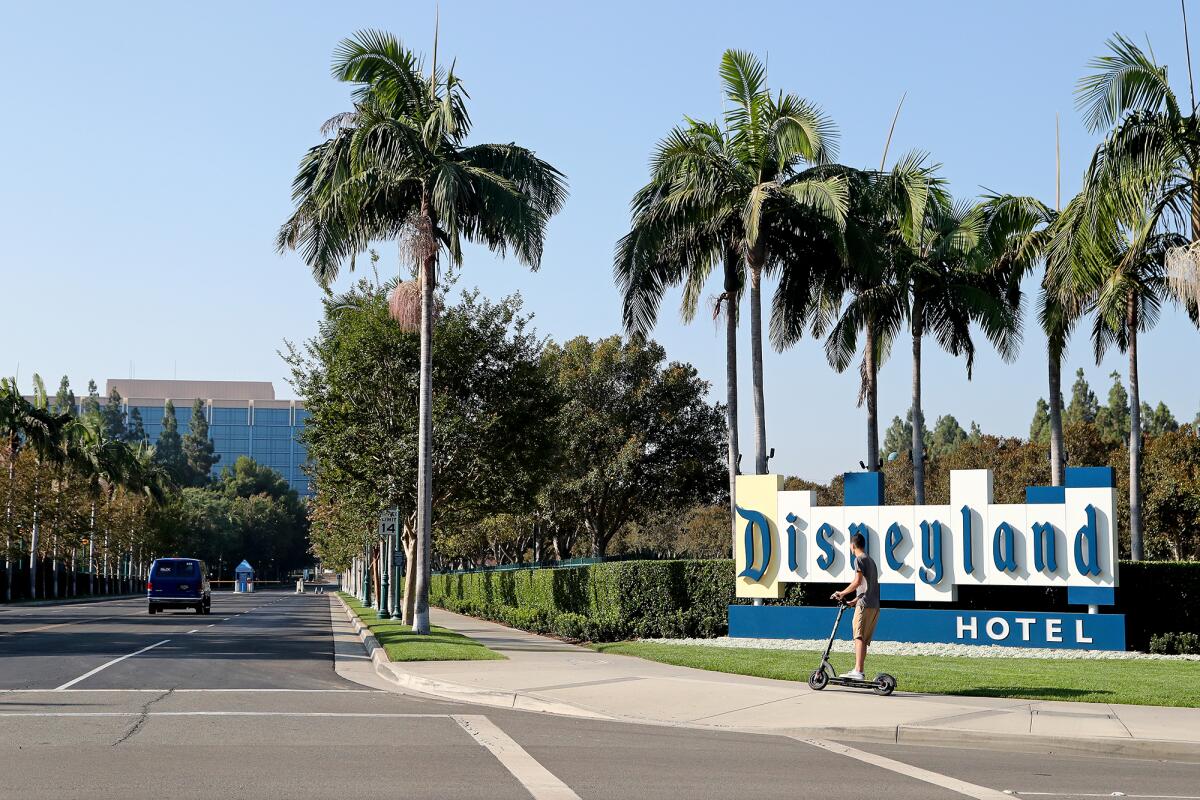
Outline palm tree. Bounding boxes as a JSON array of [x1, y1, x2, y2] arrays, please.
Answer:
[[616, 49, 847, 492], [775, 156, 936, 472], [278, 30, 566, 634], [24, 375, 70, 598], [1048, 186, 1196, 560], [72, 415, 132, 594], [1, 378, 59, 600], [903, 200, 1021, 503]]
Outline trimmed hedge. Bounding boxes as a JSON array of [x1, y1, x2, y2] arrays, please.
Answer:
[[429, 558, 1200, 648]]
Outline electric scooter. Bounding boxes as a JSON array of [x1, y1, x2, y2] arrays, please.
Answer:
[[807, 599, 896, 696]]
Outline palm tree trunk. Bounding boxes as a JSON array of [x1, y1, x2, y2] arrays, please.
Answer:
[[1048, 346, 1065, 486], [411, 210, 436, 636], [911, 313, 925, 504], [5, 445, 14, 602], [748, 263, 768, 474], [88, 502, 96, 595], [1127, 291, 1143, 561], [865, 320, 880, 472], [723, 259, 741, 516], [29, 466, 41, 599], [402, 528, 417, 625]]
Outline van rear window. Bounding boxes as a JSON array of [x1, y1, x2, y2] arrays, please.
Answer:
[[153, 561, 197, 577]]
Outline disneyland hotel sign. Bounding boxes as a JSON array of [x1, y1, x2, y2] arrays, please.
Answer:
[[727, 467, 1126, 650]]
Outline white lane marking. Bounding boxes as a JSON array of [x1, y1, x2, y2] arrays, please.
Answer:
[[0, 711, 442, 717], [54, 640, 171, 691], [206, 624, 215, 628], [187, 629, 199, 634], [796, 738, 1009, 800], [1003, 794, 1200, 799], [3, 688, 380, 693], [452, 715, 581, 800]]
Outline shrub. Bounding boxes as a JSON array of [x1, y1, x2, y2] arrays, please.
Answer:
[[1149, 632, 1200, 655], [429, 558, 1200, 648]]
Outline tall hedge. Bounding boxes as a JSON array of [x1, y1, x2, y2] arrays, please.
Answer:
[[429, 558, 1200, 648]]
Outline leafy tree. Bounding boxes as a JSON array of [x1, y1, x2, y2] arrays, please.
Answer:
[[286, 282, 559, 617], [98, 389, 128, 442], [541, 335, 726, 557], [153, 400, 189, 487], [1139, 427, 1200, 560], [53, 376, 76, 417], [927, 414, 968, 459], [881, 413, 915, 460], [81, 380, 100, 418], [182, 398, 219, 485], [1095, 370, 1131, 446], [1064, 368, 1100, 426], [126, 408, 147, 445], [278, 31, 567, 635], [1030, 398, 1051, 444], [1143, 401, 1178, 437]]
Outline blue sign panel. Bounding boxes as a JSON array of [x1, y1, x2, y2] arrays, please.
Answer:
[[728, 605, 1126, 650]]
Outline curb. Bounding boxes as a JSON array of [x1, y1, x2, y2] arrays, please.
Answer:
[[332, 596, 1200, 762], [333, 594, 613, 720]]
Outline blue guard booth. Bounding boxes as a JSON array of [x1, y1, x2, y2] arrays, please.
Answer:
[[234, 560, 255, 593]]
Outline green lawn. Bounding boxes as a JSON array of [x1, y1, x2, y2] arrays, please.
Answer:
[[340, 593, 504, 662], [593, 641, 1200, 708]]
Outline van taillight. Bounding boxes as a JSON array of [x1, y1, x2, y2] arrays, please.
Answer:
[[146, 581, 153, 591]]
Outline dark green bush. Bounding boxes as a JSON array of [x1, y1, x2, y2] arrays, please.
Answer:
[[430, 558, 1200, 648], [1149, 632, 1200, 655]]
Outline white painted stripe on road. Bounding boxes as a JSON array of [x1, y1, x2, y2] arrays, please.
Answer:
[[1004, 794, 1200, 799], [53, 640, 171, 691], [3, 688, 380, 693], [0, 711, 444, 717], [187, 629, 199, 633], [796, 738, 1009, 800], [453, 715, 581, 800]]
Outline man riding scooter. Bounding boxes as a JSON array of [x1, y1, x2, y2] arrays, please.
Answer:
[[830, 532, 879, 681]]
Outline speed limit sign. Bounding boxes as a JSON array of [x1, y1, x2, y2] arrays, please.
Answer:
[[378, 508, 399, 540]]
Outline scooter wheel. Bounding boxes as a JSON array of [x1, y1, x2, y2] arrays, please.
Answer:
[[873, 673, 896, 696], [808, 669, 829, 690]]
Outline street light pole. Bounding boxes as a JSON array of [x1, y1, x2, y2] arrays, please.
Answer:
[[379, 532, 391, 618]]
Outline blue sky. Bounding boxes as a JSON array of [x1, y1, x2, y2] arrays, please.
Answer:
[[3, 1, 1199, 481]]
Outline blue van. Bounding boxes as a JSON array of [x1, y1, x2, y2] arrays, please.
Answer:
[[147, 558, 211, 615]]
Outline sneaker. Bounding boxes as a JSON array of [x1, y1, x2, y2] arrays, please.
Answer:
[[843, 670, 864, 680]]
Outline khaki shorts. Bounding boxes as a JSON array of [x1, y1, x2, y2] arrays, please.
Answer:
[[853, 605, 880, 645]]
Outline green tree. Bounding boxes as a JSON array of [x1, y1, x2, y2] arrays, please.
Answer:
[[153, 400, 189, 487], [902, 196, 1021, 503], [775, 156, 937, 473], [126, 408, 147, 445], [1141, 427, 1200, 559], [1143, 401, 1178, 437], [1049, 184, 1194, 561], [1095, 370, 1131, 446], [881, 413, 915, 460], [1064, 368, 1100, 426], [278, 31, 567, 635], [98, 389, 127, 442], [53, 376, 76, 417], [182, 398, 219, 485], [927, 414, 969, 459], [540, 335, 726, 557], [615, 49, 847, 489], [286, 281, 559, 621], [1030, 398, 1051, 444], [81, 380, 100, 418]]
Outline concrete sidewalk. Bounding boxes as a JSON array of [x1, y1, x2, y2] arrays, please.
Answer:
[[339, 599, 1200, 761]]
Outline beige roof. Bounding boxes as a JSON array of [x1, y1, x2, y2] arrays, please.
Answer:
[[106, 379, 276, 402]]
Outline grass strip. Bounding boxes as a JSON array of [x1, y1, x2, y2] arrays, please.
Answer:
[[340, 593, 504, 662], [593, 641, 1200, 708]]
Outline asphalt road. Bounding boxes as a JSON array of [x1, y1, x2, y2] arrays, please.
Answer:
[[1, 592, 1196, 800]]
